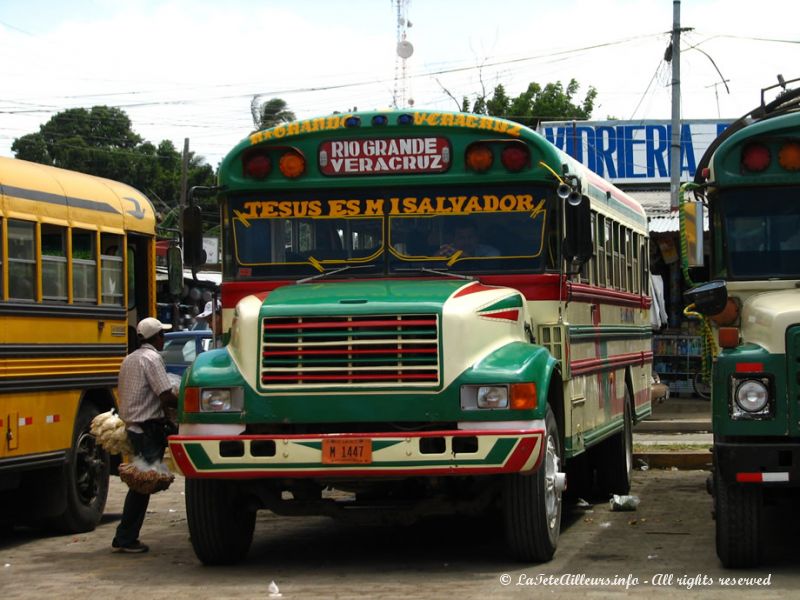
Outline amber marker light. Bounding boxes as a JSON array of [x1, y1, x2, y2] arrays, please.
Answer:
[[718, 327, 740, 349], [510, 383, 537, 410], [465, 143, 493, 172], [183, 387, 200, 413], [279, 150, 306, 178], [778, 141, 800, 171]]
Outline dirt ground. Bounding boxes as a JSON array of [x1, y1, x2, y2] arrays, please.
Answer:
[[0, 468, 796, 599]]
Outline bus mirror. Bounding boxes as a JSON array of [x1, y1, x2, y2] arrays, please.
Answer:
[[683, 201, 705, 267], [684, 280, 727, 315], [166, 244, 183, 297], [182, 205, 206, 267], [562, 194, 593, 265]]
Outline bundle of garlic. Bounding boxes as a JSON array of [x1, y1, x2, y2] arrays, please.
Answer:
[[90, 410, 134, 456]]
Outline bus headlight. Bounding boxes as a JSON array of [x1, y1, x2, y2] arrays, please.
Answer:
[[200, 387, 244, 412], [732, 378, 770, 418], [477, 386, 509, 409]]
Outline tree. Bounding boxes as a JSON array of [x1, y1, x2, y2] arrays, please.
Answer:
[[251, 97, 296, 130], [11, 106, 216, 229], [462, 79, 597, 128]]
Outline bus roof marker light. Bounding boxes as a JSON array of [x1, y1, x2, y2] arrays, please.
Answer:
[[279, 150, 306, 178], [371, 115, 388, 126], [741, 142, 770, 172], [345, 116, 361, 128], [397, 113, 414, 126], [500, 144, 530, 172], [243, 153, 271, 179], [465, 143, 493, 173], [778, 141, 800, 171]]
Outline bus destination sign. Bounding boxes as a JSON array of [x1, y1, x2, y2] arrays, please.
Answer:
[[319, 137, 450, 176]]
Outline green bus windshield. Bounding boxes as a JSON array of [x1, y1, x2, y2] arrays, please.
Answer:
[[224, 185, 556, 279], [718, 186, 800, 279]]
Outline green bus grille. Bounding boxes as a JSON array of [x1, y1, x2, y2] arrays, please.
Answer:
[[260, 314, 440, 387]]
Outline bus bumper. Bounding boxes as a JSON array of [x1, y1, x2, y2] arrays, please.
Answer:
[[168, 428, 544, 479], [715, 439, 800, 485]]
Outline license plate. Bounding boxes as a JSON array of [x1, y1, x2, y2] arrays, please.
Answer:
[[322, 438, 373, 464]]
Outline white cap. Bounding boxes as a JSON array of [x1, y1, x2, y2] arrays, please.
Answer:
[[137, 317, 172, 339], [197, 299, 220, 320]]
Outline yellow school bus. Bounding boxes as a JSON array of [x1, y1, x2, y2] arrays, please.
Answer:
[[0, 156, 158, 532]]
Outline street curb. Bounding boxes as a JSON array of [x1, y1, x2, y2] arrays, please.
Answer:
[[634, 451, 712, 470], [634, 420, 711, 433]]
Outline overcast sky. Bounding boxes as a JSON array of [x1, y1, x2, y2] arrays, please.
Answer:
[[2, 0, 799, 167]]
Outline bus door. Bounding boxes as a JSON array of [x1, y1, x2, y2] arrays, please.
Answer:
[[127, 233, 155, 350]]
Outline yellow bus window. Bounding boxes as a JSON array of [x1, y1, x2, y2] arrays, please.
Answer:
[[101, 233, 123, 306], [42, 224, 67, 302], [72, 229, 97, 303], [8, 219, 36, 301]]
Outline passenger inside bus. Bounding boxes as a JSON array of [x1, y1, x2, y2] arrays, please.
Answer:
[[437, 222, 500, 258]]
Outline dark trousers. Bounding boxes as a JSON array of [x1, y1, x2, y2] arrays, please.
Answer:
[[113, 420, 169, 546]]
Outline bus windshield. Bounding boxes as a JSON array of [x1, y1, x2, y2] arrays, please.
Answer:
[[720, 186, 800, 279], [225, 185, 555, 279]]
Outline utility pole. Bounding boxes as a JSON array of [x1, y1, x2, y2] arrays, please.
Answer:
[[669, 0, 681, 210], [180, 138, 190, 212]]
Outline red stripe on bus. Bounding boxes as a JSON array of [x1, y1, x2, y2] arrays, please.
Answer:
[[480, 309, 519, 322], [570, 351, 654, 376], [735, 362, 764, 372], [263, 318, 436, 330], [264, 348, 437, 357], [453, 282, 498, 298], [736, 472, 763, 483], [262, 373, 438, 382]]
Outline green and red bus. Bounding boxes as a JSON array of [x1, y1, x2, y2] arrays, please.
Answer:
[[169, 109, 653, 565], [684, 77, 800, 568]]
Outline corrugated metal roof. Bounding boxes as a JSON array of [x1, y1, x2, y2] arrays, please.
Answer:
[[648, 213, 709, 233]]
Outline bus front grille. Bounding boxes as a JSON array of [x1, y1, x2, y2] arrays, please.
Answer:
[[260, 314, 440, 387]]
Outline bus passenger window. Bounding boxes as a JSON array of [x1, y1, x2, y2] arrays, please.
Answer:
[[8, 220, 36, 301], [72, 229, 97, 303], [101, 234, 124, 305], [42, 224, 67, 302]]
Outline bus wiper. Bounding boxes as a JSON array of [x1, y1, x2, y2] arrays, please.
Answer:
[[297, 263, 377, 284], [394, 266, 473, 280]]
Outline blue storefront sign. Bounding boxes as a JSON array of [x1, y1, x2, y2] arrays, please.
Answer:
[[539, 120, 730, 185]]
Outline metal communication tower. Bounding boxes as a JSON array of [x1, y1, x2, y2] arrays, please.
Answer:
[[392, 0, 413, 109]]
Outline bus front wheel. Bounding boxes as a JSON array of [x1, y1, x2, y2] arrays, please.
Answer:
[[715, 468, 763, 568], [502, 406, 564, 562], [186, 478, 256, 565]]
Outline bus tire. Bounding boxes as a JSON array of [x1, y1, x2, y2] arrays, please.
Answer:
[[502, 406, 563, 562], [596, 389, 633, 496], [49, 404, 110, 533], [715, 469, 762, 568], [186, 478, 256, 565]]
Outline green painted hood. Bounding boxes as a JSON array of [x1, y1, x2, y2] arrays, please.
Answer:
[[260, 279, 470, 316]]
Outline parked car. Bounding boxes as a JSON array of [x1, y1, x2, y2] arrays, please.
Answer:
[[161, 330, 213, 375]]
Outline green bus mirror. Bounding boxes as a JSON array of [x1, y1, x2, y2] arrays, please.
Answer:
[[182, 205, 206, 267], [167, 245, 183, 297]]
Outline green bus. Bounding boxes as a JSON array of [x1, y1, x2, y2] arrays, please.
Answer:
[[684, 77, 800, 568], [170, 109, 653, 565]]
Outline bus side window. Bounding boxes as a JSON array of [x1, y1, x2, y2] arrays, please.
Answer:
[[72, 229, 97, 303], [8, 219, 36, 301], [101, 234, 124, 305], [42, 224, 68, 302]]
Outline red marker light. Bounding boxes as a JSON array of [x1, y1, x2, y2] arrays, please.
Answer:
[[243, 153, 271, 179], [741, 143, 770, 172], [500, 144, 530, 172]]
